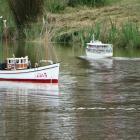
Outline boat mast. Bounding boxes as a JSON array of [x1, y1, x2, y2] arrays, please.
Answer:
[[92, 34, 95, 42]]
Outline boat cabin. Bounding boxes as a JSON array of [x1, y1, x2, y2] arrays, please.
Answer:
[[6, 56, 29, 70], [87, 43, 113, 53]]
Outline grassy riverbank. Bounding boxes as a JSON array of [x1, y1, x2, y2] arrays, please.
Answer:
[[0, 0, 140, 48], [45, 0, 140, 48]]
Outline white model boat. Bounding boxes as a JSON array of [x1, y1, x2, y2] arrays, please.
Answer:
[[0, 56, 60, 83], [86, 35, 113, 59]]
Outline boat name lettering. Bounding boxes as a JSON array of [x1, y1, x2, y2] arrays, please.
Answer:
[[36, 72, 47, 78]]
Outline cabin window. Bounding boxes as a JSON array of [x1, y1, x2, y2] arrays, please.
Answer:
[[24, 59, 26, 63], [8, 60, 14, 64], [16, 60, 19, 63], [21, 59, 23, 63]]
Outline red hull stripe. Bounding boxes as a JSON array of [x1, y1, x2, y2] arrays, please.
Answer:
[[0, 78, 58, 83]]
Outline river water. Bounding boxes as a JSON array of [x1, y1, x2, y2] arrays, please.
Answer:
[[0, 43, 140, 140]]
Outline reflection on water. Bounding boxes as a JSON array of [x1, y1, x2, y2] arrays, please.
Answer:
[[0, 82, 61, 140], [0, 81, 59, 95], [0, 42, 140, 140]]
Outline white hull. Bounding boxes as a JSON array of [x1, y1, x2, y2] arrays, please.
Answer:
[[85, 35, 113, 59], [0, 63, 60, 83], [86, 50, 113, 59]]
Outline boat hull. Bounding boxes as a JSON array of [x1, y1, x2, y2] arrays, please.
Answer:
[[0, 63, 60, 83], [86, 50, 113, 59]]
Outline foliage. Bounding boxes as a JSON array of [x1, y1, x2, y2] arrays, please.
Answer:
[[45, 0, 66, 13]]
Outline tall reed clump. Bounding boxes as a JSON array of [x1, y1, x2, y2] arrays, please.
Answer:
[[107, 19, 118, 43], [119, 20, 140, 48]]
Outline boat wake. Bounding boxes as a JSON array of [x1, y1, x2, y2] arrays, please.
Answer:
[[77, 56, 140, 61], [113, 57, 140, 61], [66, 107, 140, 111]]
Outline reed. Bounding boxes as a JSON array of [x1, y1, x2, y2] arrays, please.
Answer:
[[120, 20, 140, 48], [108, 24, 118, 43]]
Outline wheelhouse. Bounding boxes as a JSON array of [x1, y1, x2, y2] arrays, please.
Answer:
[[6, 56, 29, 70]]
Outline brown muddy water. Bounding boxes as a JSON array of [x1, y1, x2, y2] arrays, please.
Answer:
[[0, 43, 140, 140]]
